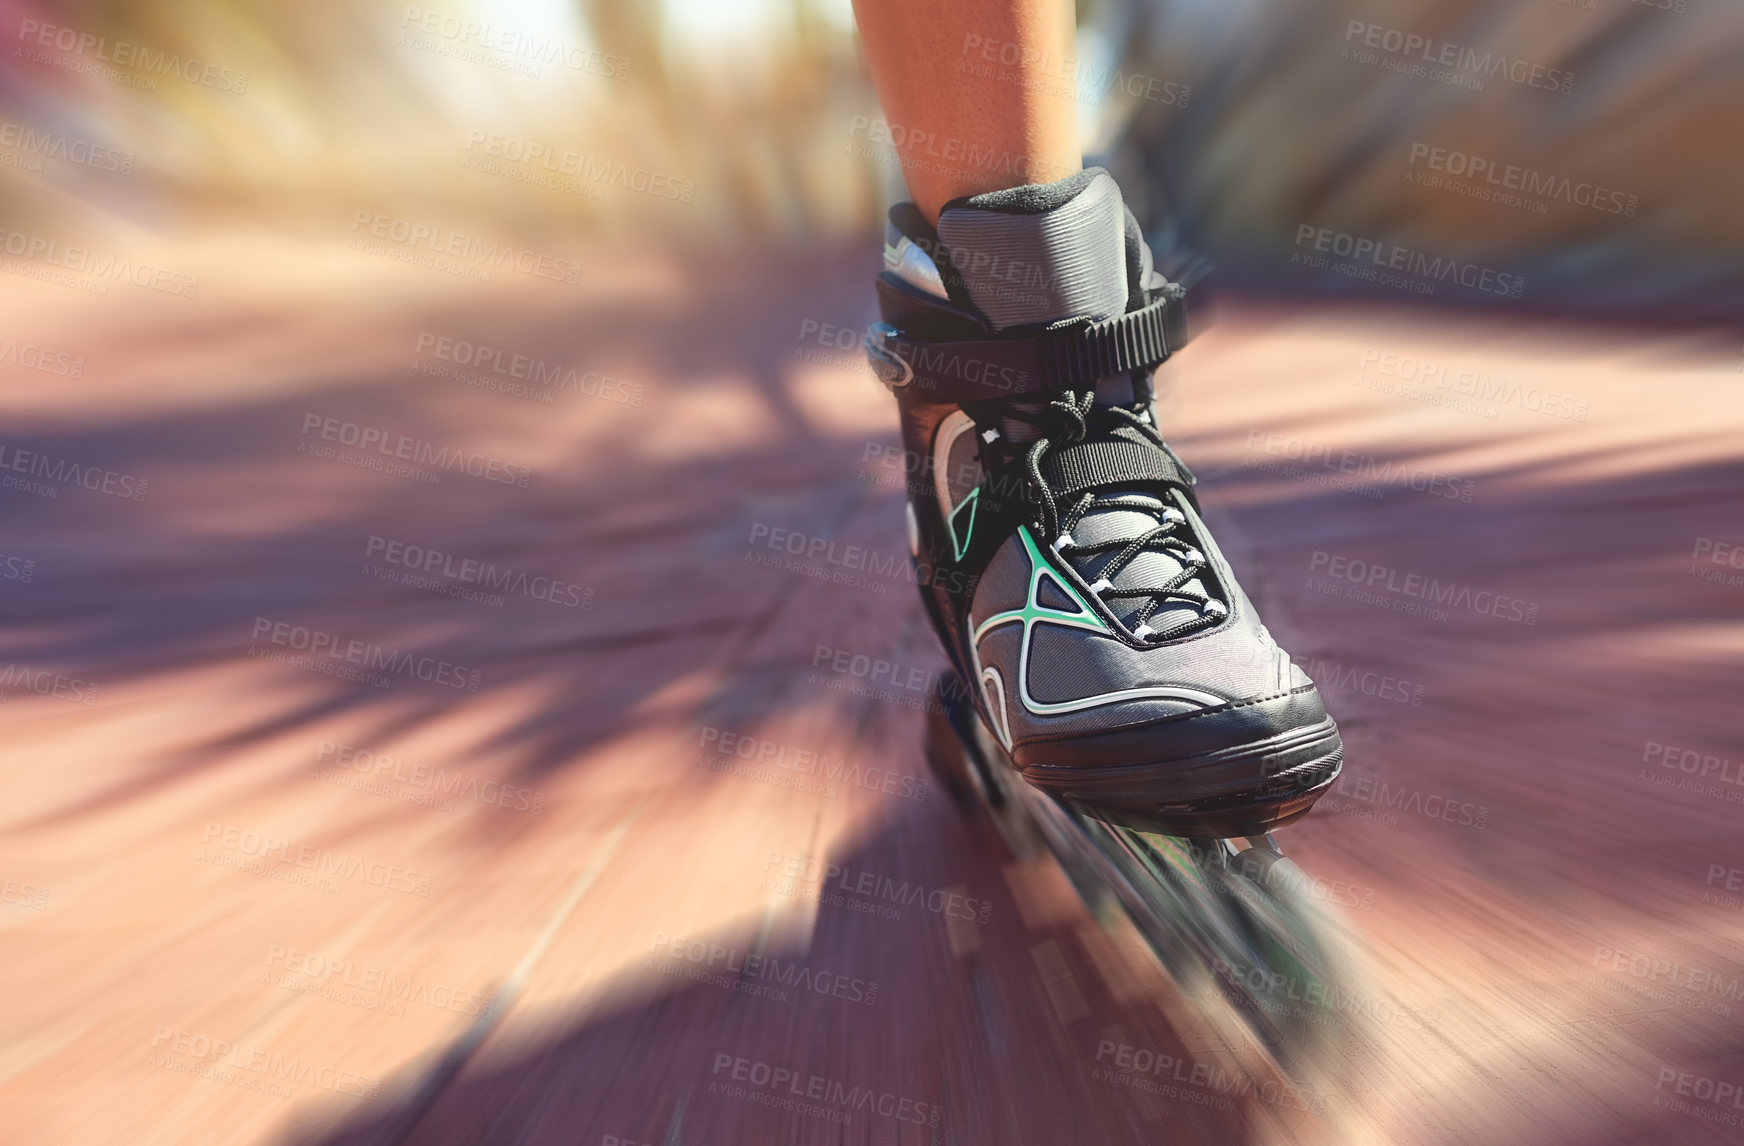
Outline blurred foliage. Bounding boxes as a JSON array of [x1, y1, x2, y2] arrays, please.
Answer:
[[0, 0, 882, 239], [1097, 0, 1744, 313], [0, 0, 1736, 310]]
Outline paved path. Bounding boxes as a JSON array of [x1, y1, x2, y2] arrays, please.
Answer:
[[0, 238, 1738, 1145]]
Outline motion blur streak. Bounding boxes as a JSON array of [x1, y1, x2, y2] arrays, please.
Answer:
[[0, 2, 1738, 1145]]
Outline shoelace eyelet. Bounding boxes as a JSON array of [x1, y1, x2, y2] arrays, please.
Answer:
[[994, 399, 1229, 634]]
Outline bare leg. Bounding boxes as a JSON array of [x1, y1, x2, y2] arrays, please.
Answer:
[[851, 0, 1081, 223]]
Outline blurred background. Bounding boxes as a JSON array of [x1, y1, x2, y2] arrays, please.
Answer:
[[1, 2, 1741, 1145], [2, 0, 1739, 309]]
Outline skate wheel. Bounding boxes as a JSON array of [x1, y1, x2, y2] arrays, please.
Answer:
[[1211, 844, 1350, 1071]]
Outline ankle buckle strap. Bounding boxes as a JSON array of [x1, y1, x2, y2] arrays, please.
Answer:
[[865, 283, 1192, 402]]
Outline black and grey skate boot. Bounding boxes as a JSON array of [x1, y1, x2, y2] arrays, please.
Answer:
[[866, 168, 1342, 836]]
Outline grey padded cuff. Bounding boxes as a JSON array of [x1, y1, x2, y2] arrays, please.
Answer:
[[936, 168, 1130, 333]]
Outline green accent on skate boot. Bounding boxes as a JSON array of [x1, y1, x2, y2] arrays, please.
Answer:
[[948, 487, 980, 563], [970, 526, 1229, 718], [972, 526, 1112, 645]]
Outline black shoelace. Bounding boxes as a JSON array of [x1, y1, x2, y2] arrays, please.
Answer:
[[984, 390, 1226, 642]]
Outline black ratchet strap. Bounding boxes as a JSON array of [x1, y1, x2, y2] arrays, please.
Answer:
[[865, 283, 1193, 403]]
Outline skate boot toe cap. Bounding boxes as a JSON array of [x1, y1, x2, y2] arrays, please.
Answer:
[[1010, 685, 1330, 768]]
